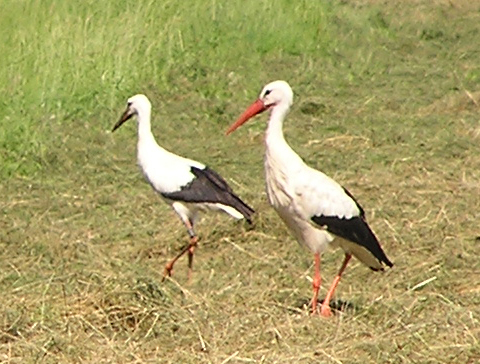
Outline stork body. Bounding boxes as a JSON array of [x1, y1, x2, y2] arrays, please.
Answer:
[[113, 94, 254, 279], [227, 81, 392, 316]]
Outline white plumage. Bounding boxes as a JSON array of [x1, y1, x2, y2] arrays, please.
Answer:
[[113, 94, 254, 279], [138, 136, 205, 194], [227, 81, 392, 316]]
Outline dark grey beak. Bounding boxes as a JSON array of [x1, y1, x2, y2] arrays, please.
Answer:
[[112, 108, 134, 132]]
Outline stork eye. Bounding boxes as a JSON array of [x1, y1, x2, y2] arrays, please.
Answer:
[[264, 89, 272, 96]]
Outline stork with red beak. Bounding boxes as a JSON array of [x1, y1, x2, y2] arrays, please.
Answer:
[[226, 81, 392, 317], [113, 94, 254, 280]]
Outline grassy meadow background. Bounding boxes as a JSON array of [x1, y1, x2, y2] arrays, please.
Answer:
[[1, 0, 480, 362]]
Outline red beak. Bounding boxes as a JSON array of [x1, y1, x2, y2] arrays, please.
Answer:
[[226, 99, 267, 135]]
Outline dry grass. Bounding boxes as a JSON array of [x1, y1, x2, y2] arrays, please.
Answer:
[[419, 90, 480, 115], [2, 165, 479, 363]]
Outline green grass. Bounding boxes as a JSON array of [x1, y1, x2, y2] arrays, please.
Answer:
[[0, 0, 331, 177], [1, 0, 480, 363]]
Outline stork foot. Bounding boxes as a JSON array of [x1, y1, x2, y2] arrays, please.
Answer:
[[320, 303, 332, 317], [162, 261, 174, 282]]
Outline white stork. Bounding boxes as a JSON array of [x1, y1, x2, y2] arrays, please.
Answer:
[[226, 81, 392, 317], [113, 94, 254, 280]]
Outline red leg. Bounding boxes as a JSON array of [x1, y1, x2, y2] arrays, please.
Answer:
[[311, 253, 321, 314], [187, 236, 197, 280], [162, 237, 198, 281], [162, 219, 198, 281], [320, 254, 352, 317]]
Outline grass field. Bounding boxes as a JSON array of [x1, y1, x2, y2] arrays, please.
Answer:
[[1, 0, 480, 362]]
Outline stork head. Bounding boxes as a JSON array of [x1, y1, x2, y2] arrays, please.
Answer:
[[226, 80, 293, 135], [112, 94, 152, 132]]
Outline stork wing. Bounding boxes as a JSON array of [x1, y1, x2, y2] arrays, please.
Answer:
[[292, 166, 392, 269], [161, 166, 254, 220], [292, 166, 361, 221]]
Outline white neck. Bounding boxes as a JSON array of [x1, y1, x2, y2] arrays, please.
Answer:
[[136, 107, 157, 146], [263, 102, 305, 210], [265, 103, 289, 144], [264, 103, 301, 164]]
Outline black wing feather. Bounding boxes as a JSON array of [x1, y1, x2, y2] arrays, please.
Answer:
[[161, 166, 254, 223], [311, 188, 393, 269]]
